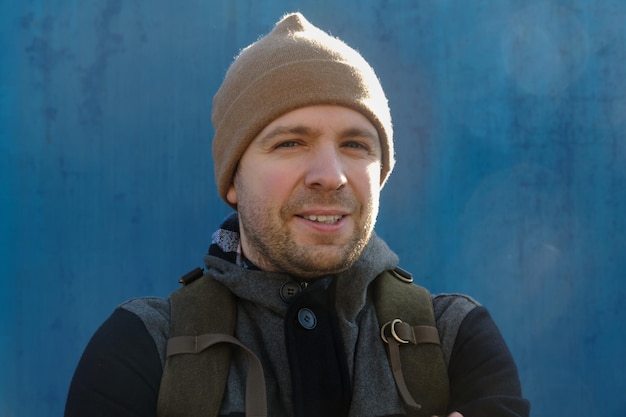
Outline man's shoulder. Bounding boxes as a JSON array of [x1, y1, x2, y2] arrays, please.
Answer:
[[430, 293, 481, 365], [432, 293, 481, 320], [119, 296, 171, 321], [118, 296, 171, 365]]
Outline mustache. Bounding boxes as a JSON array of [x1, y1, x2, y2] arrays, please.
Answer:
[[281, 190, 359, 213]]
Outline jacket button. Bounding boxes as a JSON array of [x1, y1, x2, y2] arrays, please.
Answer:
[[297, 308, 317, 330], [280, 282, 301, 302]]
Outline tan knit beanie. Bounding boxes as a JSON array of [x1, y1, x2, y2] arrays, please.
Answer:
[[212, 12, 394, 205]]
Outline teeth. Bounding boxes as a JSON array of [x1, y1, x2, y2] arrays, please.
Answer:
[[304, 215, 342, 224]]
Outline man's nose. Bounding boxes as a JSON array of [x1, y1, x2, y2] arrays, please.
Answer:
[[303, 146, 347, 191]]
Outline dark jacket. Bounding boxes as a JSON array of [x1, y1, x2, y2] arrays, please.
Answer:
[[65, 234, 530, 417]]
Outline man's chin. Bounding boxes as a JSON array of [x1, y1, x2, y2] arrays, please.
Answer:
[[286, 244, 363, 278]]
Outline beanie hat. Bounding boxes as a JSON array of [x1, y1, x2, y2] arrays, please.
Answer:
[[212, 12, 394, 206]]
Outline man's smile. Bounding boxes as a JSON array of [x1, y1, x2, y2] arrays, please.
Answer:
[[299, 214, 344, 224]]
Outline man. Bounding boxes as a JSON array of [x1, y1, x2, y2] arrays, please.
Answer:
[[65, 12, 529, 417]]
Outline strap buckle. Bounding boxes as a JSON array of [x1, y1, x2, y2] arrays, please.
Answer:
[[380, 319, 410, 344]]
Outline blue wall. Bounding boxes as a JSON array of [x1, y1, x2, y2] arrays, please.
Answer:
[[2, 1, 625, 416]]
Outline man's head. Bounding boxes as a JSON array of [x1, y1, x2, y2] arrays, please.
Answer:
[[212, 12, 394, 205], [211, 13, 394, 277]]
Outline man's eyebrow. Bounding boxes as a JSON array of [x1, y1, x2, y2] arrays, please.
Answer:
[[341, 127, 379, 141], [257, 125, 319, 144], [258, 125, 379, 144]]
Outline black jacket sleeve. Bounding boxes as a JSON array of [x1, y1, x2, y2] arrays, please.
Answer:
[[447, 306, 530, 417], [64, 308, 162, 417]]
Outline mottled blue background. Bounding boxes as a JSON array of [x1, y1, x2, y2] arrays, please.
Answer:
[[1, 1, 625, 416]]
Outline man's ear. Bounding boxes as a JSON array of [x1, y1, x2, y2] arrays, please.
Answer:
[[226, 184, 238, 205]]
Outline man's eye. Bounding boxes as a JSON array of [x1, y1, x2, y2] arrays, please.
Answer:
[[344, 141, 368, 150], [276, 141, 299, 148]]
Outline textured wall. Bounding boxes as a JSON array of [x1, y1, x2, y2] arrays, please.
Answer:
[[1, 1, 625, 416]]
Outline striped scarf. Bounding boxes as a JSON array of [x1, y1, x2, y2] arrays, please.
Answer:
[[208, 213, 258, 270]]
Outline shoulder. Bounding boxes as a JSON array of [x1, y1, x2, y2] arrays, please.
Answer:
[[437, 301, 530, 414], [431, 293, 481, 365], [118, 296, 171, 366], [119, 296, 170, 322], [65, 304, 167, 416], [432, 293, 481, 320]]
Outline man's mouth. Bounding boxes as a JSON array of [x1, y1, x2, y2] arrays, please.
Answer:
[[301, 214, 343, 224]]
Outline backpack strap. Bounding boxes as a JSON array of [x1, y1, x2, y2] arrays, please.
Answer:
[[157, 269, 267, 417], [372, 268, 449, 417]]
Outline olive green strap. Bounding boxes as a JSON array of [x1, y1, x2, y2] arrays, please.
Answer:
[[167, 333, 267, 417], [383, 321, 441, 346], [380, 320, 442, 411], [157, 273, 237, 417], [373, 268, 449, 416]]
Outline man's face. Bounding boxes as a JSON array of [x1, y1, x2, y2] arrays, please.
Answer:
[[226, 105, 382, 278]]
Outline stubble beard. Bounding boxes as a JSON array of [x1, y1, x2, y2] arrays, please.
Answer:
[[238, 191, 378, 279]]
